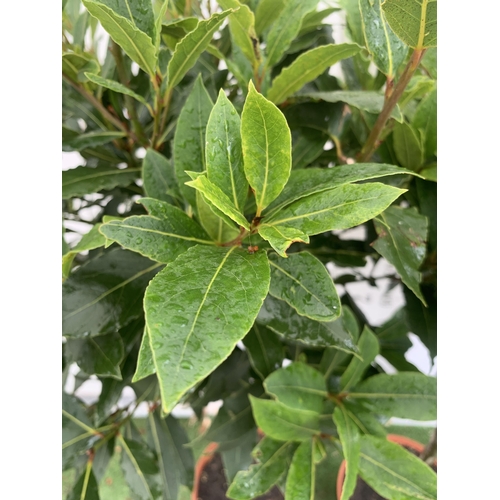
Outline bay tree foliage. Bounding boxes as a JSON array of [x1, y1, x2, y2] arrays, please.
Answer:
[[62, 0, 437, 498]]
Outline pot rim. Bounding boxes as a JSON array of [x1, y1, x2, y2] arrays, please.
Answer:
[[191, 442, 219, 500]]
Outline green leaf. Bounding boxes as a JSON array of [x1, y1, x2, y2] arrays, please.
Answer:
[[265, 0, 320, 68], [173, 75, 213, 207], [62, 166, 141, 199], [348, 372, 437, 420], [373, 206, 428, 304], [257, 294, 358, 354], [257, 225, 309, 258], [161, 17, 199, 37], [254, 0, 286, 36], [62, 130, 127, 152], [421, 47, 437, 79], [300, 90, 403, 122], [142, 149, 180, 204], [420, 164, 437, 182], [333, 406, 360, 500], [342, 400, 388, 437], [359, 435, 437, 500], [264, 362, 327, 414], [340, 326, 379, 391], [221, 429, 258, 482], [148, 411, 194, 499], [268, 252, 341, 322], [65, 332, 124, 379], [167, 9, 233, 89], [412, 87, 437, 158], [145, 245, 270, 413], [186, 173, 250, 229], [292, 129, 327, 170], [96, 0, 155, 38], [339, 0, 365, 45], [100, 198, 213, 263], [241, 81, 291, 215], [85, 73, 154, 115], [264, 163, 417, 218], [359, 0, 408, 78], [285, 440, 315, 500], [62, 249, 161, 338], [67, 461, 100, 500], [227, 437, 295, 499], [243, 324, 284, 380], [206, 89, 248, 212], [382, 0, 437, 49], [267, 44, 362, 104], [266, 183, 406, 237], [392, 122, 424, 171], [132, 328, 156, 382], [118, 435, 162, 500], [83, 0, 157, 75], [63, 52, 100, 82], [250, 396, 320, 441]]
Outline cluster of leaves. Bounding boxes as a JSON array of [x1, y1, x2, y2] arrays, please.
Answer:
[[62, 0, 437, 499]]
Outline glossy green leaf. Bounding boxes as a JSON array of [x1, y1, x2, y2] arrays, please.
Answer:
[[97, 0, 155, 38], [268, 44, 362, 104], [173, 75, 213, 207], [241, 81, 291, 215], [264, 362, 327, 414], [167, 9, 232, 89], [264, 163, 417, 218], [227, 437, 295, 499], [65, 332, 124, 379], [265, 0, 319, 68], [257, 294, 358, 354], [254, 0, 286, 35], [132, 328, 156, 382], [285, 440, 315, 500], [348, 372, 437, 420], [83, 0, 157, 75], [142, 149, 179, 204], [63, 249, 161, 338], [100, 198, 213, 263], [62, 130, 126, 152], [257, 225, 309, 258], [145, 245, 270, 413], [300, 90, 403, 122], [148, 411, 194, 499], [373, 206, 428, 304], [412, 87, 437, 158], [62, 166, 141, 199], [333, 406, 360, 500], [268, 252, 340, 322], [185, 173, 250, 229], [118, 436, 162, 500], [340, 326, 379, 391], [382, 0, 437, 49], [360, 0, 408, 78], [250, 396, 320, 441], [393, 122, 424, 171], [206, 89, 248, 212], [68, 461, 100, 500], [85, 73, 154, 115], [266, 183, 406, 237], [359, 435, 437, 500], [243, 324, 284, 380]]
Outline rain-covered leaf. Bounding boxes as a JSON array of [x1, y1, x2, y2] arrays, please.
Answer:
[[243, 324, 284, 380]]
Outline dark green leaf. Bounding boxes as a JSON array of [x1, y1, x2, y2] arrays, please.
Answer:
[[243, 324, 284, 380], [132, 328, 156, 382], [221, 429, 258, 482], [412, 87, 437, 158], [67, 461, 100, 500], [161, 17, 199, 38], [285, 440, 315, 500], [292, 129, 327, 170], [142, 149, 180, 204], [392, 122, 424, 171], [62, 130, 126, 152]]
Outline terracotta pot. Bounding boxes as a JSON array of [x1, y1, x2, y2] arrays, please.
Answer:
[[336, 434, 436, 499], [192, 442, 219, 500]]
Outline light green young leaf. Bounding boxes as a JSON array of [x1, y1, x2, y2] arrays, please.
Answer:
[[62, 130, 126, 152], [360, 0, 408, 78], [100, 198, 213, 263], [206, 90, 248, 211], [241, 81, 291, 215], [254, 0, 286, 35], [154, 0, 170, 49], [373, 206, 428, 304], [84, 73, 154, 115], [132, 328, 156, 382], [264, 362, 327, 414], [243, 324, 284, 380], [167, 9, 233, 89], [266, 183, 406, 237], [250, 396, 320, 441], [348, 372, 437, 420], [285, 440, 316, 500], [83, 0, 157, 76], [268, 252, 341, 322], [267, 44, 362, 104], [420, 164, 437, 182], [393, 122, 424, 171], [67, 461, 100, 500], [145, 245, 270, 413], [227, 437, 295, 500], [359, 435, 437, 500], [382, 0, 437, 49], [333, 406, 360, 500], [412, 87, 437, 158], [257, 225, 309, 258], [173, 75, 213, 207], [142, 149, 180, 204], [265, 0, 320, 68], [340, 326, 379, 391]]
